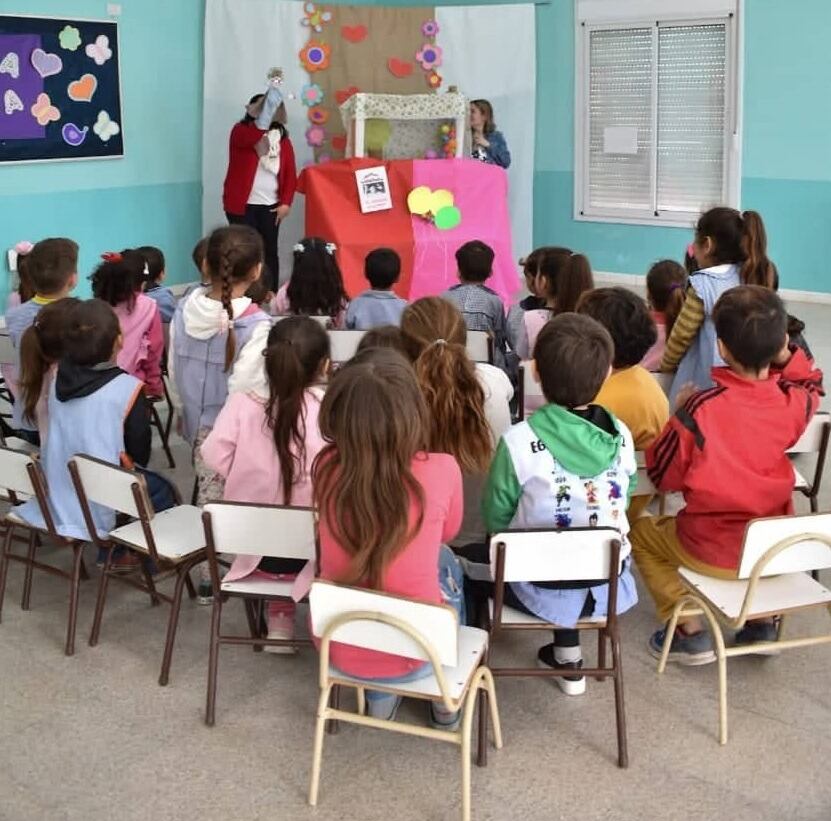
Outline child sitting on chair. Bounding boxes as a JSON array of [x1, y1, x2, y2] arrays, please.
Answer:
[[632, 286, 824, 665], [345, 248, 408, 330]]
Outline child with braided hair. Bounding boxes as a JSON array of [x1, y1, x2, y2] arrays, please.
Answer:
[[170, 225, 271, 602]]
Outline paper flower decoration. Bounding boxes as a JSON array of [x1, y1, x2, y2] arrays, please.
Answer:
[[300, 82, 324, 107], [307, 106, 329, 125], [426, 70, 442, 90], [305, 124, 326, 147], [302, 3, 333, 34], [59, 25, 82, 51], [415, 44, 442, 71], [421, 19, 440, 38], [299, 41, 331, 73], [317, 153, 331, 164]]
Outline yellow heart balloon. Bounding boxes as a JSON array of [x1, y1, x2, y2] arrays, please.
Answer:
[[430, 188, 454, 213], [407, 186, 433, 216]]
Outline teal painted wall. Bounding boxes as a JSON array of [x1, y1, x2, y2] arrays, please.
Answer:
[[0, 0, 204, 305]]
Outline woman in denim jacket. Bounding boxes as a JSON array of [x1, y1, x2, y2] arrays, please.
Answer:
[[470, 99, 511, 169]]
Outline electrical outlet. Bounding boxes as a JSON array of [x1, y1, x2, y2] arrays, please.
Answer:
[[107, 3, 122, 16], [7, 248, 18, 272]]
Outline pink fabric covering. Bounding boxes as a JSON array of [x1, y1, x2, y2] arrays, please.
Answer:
[[410, 159, 518, 305], [318, 452, 463, 678], [201, 388, 325, 583], [641, 311, 667, 371], [113, 293, 164, 397]]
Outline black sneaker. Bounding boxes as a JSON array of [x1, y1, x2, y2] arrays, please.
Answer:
[[649, 626, 715, 665], [537, 643, 586, 695], [734, 619, 780, 654], [197, 581, 214, 606]]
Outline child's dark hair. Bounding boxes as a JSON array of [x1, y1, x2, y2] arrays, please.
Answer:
[[205, 225, 264, 371], [365, 248, 401, 290], [646, 260, 688, 338], [136, 246, 166, 286], [577, 287, 657, 369], [16, 249, 36, 303], [456, 240, 494, 283], [713, 285, 788, 372], [242, 93, 288, 138], [27, 238, 79, 295], [192, 237, 209, 275], [534, 313, 613, 407], [537, 246, 594, 314], [356, 325, 408, 357], [19, 297, 80, 421], [520, 247, 553, 279], [245, 268, 270, 306], [63, 299, 121, 367], [90, 250, 147, 312], [695, 207, 776, 288], [264, 317, 330, 505], [286, 237, 347, 319]]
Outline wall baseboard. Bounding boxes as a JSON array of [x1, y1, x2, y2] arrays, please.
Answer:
[[593, 271, 831, 306]]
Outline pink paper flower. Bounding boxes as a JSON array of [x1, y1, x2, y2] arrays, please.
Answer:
[[305, 125, 326, 147], [415, 44, 442, 71], [421, 19, 440, 38]]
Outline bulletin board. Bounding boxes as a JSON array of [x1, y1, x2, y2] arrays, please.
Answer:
[[0, 14, 123, 163]]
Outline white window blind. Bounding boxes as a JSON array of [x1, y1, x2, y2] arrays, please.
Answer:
[[579, 18, 735, 225]]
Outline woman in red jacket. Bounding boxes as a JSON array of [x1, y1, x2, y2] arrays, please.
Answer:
[[222, 85, 298, 294]]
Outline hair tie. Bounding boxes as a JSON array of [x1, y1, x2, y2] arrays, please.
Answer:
[[101, 251, 122, 263], [325, 242, 337, 255], [15, 240, 34, 255], [429, 338, 447, 348], [142, 262, 150, 277], [293, 242, 305, 253]]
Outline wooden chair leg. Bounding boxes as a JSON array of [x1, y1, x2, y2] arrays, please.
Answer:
[[308, 684, 333, 806], [79, 555, 90, 581], [158, 563, 190, 686], [150, 404, 176, 469], [190, 475, 199, 506], [185, 572, 196, 600], [243, 598, 262, 652], [610, 628, 628, 768], [20, 529, 37, 610], [0, 525, 14, 624], [476, 688, 489, 767], [205, 597, 222, 726], [596, 630, 607, 682], [162, 378, 174, 440], [89, 548, 115, 647], [65, 543, 85, 656], [141, 559, 162, 606]]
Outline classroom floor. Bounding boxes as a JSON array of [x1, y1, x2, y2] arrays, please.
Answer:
[[1, 299, 830, 821]]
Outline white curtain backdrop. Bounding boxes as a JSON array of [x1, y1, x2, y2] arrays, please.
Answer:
[[203, 0, 536, 283]]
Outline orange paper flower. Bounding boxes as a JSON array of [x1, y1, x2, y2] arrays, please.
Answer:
[[427, 70, 442, 90], [299, 41, 331, 73]]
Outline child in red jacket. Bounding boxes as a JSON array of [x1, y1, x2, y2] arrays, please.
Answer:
[[632, 285, 824, 665]]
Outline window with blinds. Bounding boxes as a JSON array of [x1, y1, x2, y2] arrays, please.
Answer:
[[578, 19, 735, 224]]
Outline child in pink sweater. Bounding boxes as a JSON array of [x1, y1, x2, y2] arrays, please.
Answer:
[[201, 316, 330, 648], [91, 251, 164, 397], [315, 348, 464, 727]]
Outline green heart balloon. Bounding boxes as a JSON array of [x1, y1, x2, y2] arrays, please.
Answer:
[[434, 205, 461, 230]]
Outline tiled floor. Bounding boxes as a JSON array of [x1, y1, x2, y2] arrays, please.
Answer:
[[0, 299, 829, 821]]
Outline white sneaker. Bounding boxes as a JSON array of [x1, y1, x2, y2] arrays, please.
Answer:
[[537, 643, 586, 696]]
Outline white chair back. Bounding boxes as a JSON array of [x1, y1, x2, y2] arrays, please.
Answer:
[[0, 446, 37, 497], [489, 527, 624, 582], [521, 361, 544, 415], [70, 455, 143, 518], [309, 580, 459, 666], [787, 412, 830, 454], [203, 503, 316, 559], [0, 333, 14, 366], [651, 372, 674, 396], [633, 454, 659, 496], [327, 329, 365, 363], [273, 314, 331, 329], [465, 330, 491, 363], [738, 514, 831, 579]]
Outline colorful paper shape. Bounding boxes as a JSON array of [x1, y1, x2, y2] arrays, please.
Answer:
[[341, 24, 368, 43], [300, 82, 324, 107], [31, 48, 63, 78], [434, 205, 461, 230], [31, 93, 60, 125], [387, 58, 414, 79], [86, 34, 112, 65], [93, 109, 119, 142], [365, 118, 391, 152], [305, 124, 326, 147], [4, 88, 23, 115], [407, 186, 433, 216], [67, 73, 97, 102], [59, 25, 82, 51], [415, 44, 442, 71], [335, 86, 359, 105], [430, 189, 454, 212], [331, 134, 347, 152], [302, 3, 332, 34], [0, 51, 20, 79], [421, 19, 440, 38], [62, 122, 88, 146], [426, 70, 442, 90], [299, 40, 331, 73], [307, 105, 328, 125]]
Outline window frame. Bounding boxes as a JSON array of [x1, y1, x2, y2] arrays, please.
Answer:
[[574, 2, 743, 228]]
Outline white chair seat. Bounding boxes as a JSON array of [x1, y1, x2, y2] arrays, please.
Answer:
[[793, 464, 809, 491], [680, 567, 831, 619], [2, 437, 39, 455], [220, 577, 295, 597], [487, 598, 607, 627], [109, 505, 206, 560], [329, 625, 488, 701]]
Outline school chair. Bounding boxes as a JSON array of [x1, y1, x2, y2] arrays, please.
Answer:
[[515, 361, 544, 420], [308, 580, 502, 821], [0, 445, 89, 655], [149, 400, 176, 470], [479, 527, 628, 769], [0, 332, 15, 414], [465, 330, 493, 364], [67, 454, 205, 685], [651, 371, 674, 396], [788, 411, 830, 514], [655, 513, 831, 745], [202, 502, 317, 726], [327, 329, 365, 363], [273, 315, 332, 329]]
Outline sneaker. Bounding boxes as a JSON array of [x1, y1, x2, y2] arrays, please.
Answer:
[[196, 581, 214, 606], [366, 693, 401, 721], [429, 703, 462, 731], [734, 619, 780, 654], [648, 626, 716, 666], [537, 643, 586, 695], [264, 614, 297, 655], [109, 552, 142, 574]]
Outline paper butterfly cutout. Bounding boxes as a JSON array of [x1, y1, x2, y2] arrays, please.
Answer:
[[86, 35, 113, 66], [31, 93, 61, 126], [4, 89, 23, 115], [0, 51, 20, 79], [93, 110, 120, 142]]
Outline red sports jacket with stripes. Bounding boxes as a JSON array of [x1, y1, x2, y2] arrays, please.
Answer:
[[646, 348, 824, 569]]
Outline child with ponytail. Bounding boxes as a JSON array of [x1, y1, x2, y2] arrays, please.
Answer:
[[641, 260, 687, 371], [201, 317, 330, 647], [661, 208, 776, 403], [91, 250, 164, 398], [270, 237, 347, 327], [170, 224, 271, 602]]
